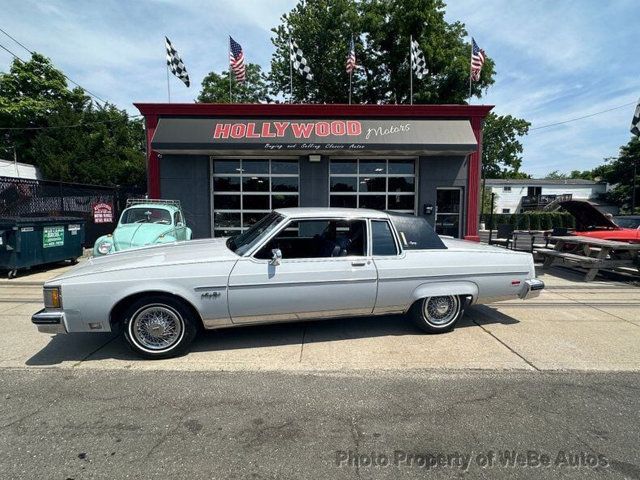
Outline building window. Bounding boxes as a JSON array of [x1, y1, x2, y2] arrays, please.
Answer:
[[212, 158, 299, 237], [502, 208, 511, 214], [503, 186, 512, 192], [329, 158, 416, 214]]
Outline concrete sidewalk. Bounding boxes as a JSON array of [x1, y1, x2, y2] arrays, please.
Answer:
[[1, 262, 639, 372]]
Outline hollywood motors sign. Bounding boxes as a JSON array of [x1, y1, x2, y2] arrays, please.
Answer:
[[213, 120, 363, 140]]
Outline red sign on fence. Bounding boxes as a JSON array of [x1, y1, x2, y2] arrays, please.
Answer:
[[93, 202, 113, 223]]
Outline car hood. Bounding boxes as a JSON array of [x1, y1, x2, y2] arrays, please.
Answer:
[[559, 200, 618, 230], [112, 223, 174, 248], [50, 238, 238, 282]]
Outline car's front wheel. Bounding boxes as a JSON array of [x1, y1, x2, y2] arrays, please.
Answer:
[[123, 296, 198, 359], [409, 295, 464, 333]]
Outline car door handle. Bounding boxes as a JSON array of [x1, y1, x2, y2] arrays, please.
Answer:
[[351, 261, 367, 267]]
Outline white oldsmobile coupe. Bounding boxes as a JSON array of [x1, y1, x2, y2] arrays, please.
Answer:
[[32, 208, 544, 359]]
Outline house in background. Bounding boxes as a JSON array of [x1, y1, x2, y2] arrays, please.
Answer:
[[485, 178, 612, 214], [0, 158, 42, 180]]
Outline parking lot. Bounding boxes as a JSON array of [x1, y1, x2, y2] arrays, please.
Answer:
[[2, 262, 639, 373]]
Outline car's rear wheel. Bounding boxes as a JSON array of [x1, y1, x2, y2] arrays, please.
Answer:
[[409, 295, 464, 333], [123, 296, 197, 359]]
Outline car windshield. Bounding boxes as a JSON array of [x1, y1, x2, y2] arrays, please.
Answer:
[[227, 212, 284, 256], [120, 208, 172, 225], [614, 217, 640, 229]]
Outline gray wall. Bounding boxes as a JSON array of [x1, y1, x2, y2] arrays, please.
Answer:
[[418, 156, 468, 234], [299, 156, 329, 208], [158, 154, 469, 239], [159, 155, 211, 239]]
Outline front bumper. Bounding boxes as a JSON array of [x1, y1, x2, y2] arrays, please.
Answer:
[[519, 279, 545, 300], [31, 309, 67, 334]]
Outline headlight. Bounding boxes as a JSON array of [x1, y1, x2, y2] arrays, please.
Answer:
[[98, 242, 112, 254], [43, 287, 62, 309]]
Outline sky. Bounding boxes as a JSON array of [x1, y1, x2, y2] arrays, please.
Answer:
[[1, 0, 639, 178]]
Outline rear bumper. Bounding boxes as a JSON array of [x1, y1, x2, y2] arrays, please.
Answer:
[[519, 279, 545, 300], [31, 309, 67, 334]]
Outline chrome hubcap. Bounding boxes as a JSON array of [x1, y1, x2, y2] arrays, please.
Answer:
[[423, 296, 459, 326], [132, 306, 183, 351]]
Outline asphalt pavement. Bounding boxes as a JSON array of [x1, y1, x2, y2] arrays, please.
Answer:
[[1, 368, 639, 479]]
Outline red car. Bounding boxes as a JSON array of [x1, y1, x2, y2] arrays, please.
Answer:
[[559, 200, 640, 243]]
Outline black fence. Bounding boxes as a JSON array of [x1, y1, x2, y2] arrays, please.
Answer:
[[0, 176, 143, 246]]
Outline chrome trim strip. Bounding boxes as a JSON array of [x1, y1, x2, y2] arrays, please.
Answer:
[[379, 271, 529, 282], [193, 286, 226, 291], [229, 277, 377, 289]]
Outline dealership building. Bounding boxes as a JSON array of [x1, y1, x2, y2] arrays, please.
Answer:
[[135, 103, 492, 241]]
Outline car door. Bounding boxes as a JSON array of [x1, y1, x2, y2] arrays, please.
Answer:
[[227, 218, 377, 324]]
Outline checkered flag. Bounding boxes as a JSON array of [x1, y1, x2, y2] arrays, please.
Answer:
[[289, 39, 313, 81], [165, 36, 190, 87], [631, 98, 640, 137], [410, 39, 428, 79]]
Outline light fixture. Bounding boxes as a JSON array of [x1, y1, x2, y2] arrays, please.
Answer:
[[309, 154, 321, 162]]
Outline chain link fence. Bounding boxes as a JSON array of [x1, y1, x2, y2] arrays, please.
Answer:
[[0, 176, 143, 246]]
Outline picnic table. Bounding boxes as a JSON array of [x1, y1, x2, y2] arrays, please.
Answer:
[[536, 235, 640, 281]]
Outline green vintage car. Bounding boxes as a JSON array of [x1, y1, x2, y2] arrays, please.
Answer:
[[93, 199, 192, 256]]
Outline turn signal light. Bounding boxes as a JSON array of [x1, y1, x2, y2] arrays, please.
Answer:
[[44, 287, 62, 309]]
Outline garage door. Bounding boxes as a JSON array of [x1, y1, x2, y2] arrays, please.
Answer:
[[329, 158, 417, 213], [211, 158, 299, 237]]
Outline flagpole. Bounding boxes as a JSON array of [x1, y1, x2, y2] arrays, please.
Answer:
[[289, 36, 294, 103], [409, 35, 413, 105], [468, 39, 473, 104], [166, 65, 171, 103], [228, 37, 232, 103], [349, 72, 352, 105]]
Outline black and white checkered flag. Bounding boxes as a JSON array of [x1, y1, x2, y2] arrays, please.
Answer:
[[631, 98, 640, 137], [165, 36, 190, 87], [410, 39, 428, 79], [289, 39, 313, 81]]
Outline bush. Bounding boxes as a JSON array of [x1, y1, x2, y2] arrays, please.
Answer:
[[480, 212, 575, 231]]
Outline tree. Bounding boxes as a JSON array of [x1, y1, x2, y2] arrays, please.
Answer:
[[0, 53, 87, 165], [592, 137, 640, 212], [482, 112, 531, 179], [197, 63, 270, 103], [544, 169, 594, 180], [30, 104, 146, 188], [0, 53, 145, 188], [269, 0, 495, 103]]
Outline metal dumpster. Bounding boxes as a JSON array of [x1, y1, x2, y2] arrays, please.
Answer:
[[0, 217, 85, 279]]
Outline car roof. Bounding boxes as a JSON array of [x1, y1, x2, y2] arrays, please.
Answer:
[[274, 207, 390, 219], [124, 203, 178, 211]]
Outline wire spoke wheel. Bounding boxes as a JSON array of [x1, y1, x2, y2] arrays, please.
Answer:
[[422, 295, 460, 326], [131, 305, 184, 351]]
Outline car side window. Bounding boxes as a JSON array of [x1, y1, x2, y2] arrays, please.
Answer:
[[371, 220, 398, 256], [174, 211, 183, 226], [255, 219, 366, 260]]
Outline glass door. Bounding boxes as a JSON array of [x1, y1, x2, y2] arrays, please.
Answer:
[[435, 188, 462, 238]]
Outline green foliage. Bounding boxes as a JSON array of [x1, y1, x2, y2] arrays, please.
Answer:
[[526, 212, 541, 230], [0, 54, 145, 188], [482, 112, 531, 179], [30, 104, 146, 187], [591, 137, 640, 211], [197, 64, 269, 103], [545, 169, 595, 180], [268, 0, 495, 103]]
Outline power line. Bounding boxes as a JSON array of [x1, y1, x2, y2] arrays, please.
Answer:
[[0, 115, 143, 131], [529, 100, 638, 131], [0, 26, 109, 105]]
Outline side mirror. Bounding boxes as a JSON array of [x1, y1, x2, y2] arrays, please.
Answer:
[[270, 248, 282, 266]]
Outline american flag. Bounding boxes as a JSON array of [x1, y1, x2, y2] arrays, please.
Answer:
[[345, 37, 356, 74], [470, 37, 485, 82], [229, 36, 246, 82]]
